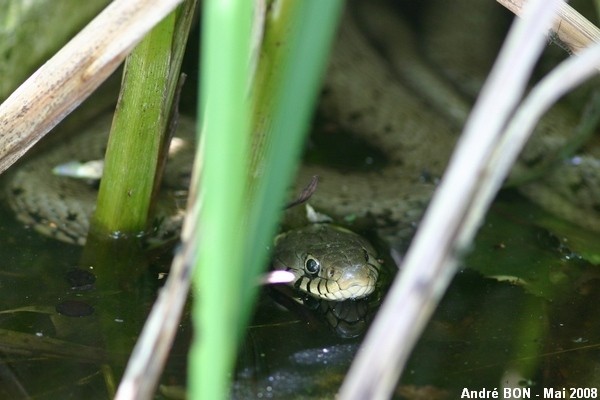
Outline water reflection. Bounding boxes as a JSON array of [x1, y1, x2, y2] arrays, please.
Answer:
[[0, 204, 177, 398]]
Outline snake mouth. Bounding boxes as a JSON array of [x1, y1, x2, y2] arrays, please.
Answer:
[[290, 265, 378, 301], [329, 264, 379, 301], [335, 282, 375, 301]]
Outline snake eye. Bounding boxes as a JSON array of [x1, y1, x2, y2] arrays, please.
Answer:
[[304, 256, 320, 275]]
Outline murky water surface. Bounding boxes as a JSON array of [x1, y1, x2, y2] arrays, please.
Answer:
[[1, 188, 599, 399]]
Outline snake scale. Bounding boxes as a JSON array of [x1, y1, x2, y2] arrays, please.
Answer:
[[3, 0, 600, 301]]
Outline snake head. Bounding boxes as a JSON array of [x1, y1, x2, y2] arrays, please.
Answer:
[[272, 224, 381, 301]]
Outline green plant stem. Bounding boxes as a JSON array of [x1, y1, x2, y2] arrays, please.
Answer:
[[82, 2, 196, 393], [91, 1, 195, 240], [190, 1, 252, 399], [189, 1, 343, 398], [243, 0, 344, 314], [91, 17, 173, 238], [91, 13, 175, 237]]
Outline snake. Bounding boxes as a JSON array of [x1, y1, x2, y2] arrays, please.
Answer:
[[3, 115, 196, 246], [3, 0, 600, 301]]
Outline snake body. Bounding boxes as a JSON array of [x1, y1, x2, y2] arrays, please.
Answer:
[[292, 1, 600, 245], [4, 0, 600, 301], [4, 115, 196, 246]]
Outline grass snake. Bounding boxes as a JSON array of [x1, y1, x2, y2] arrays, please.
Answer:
[[3, 0, 600, 301]]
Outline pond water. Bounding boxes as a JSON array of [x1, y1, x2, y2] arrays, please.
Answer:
[[0, 201, 188, 398], [1, 186, 598, 399], [232, 193, 600, 399]]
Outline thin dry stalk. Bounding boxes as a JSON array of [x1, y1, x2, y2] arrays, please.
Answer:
[[339, 0, 565, 398], [498, 0, 600, 54]]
